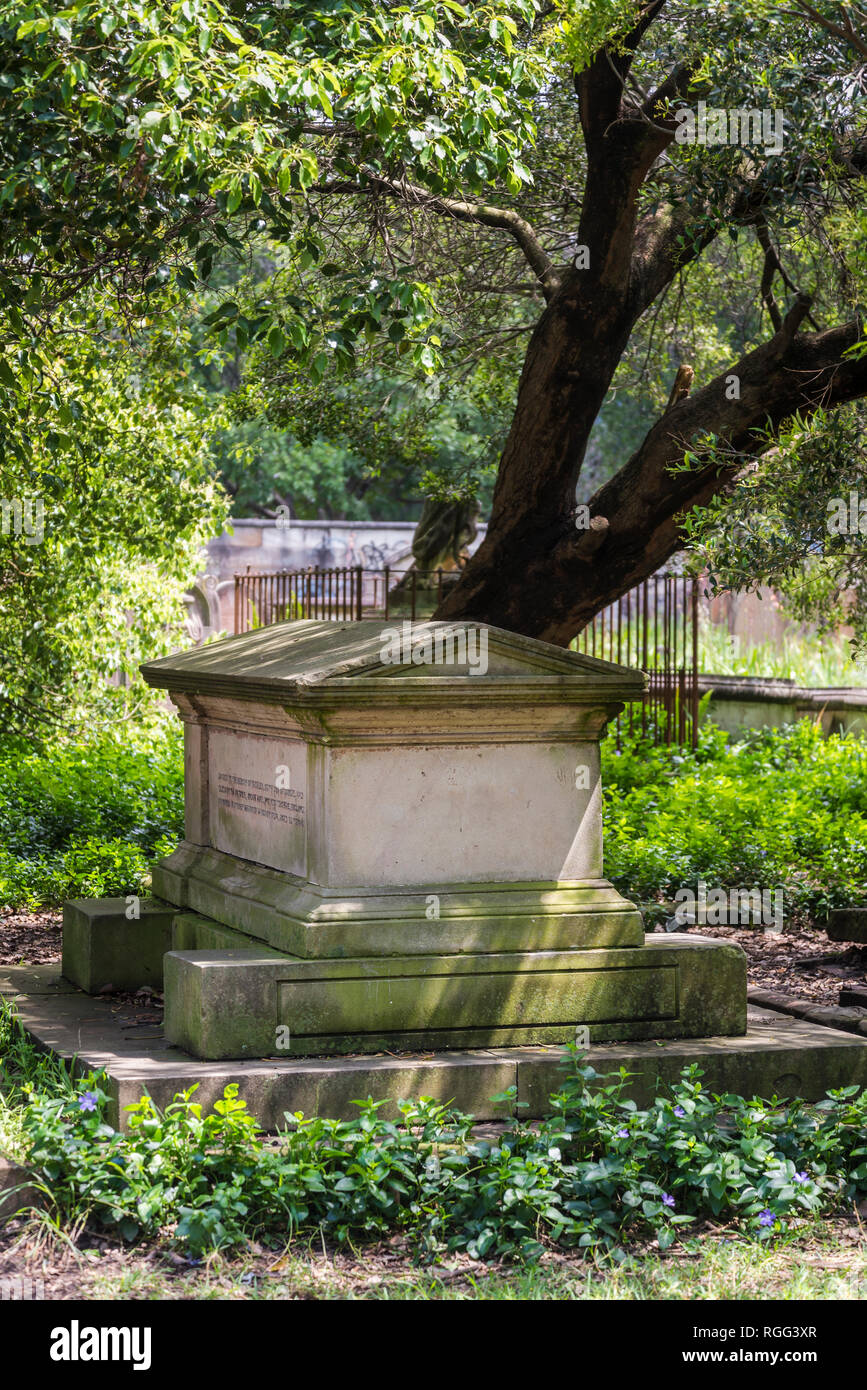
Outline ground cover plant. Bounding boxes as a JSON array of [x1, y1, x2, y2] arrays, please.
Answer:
[[603, 719, 867, 922], [0, 719, 183, 909], [2, 1004, 866, 1264]]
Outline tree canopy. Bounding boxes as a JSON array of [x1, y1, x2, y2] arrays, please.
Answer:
[[2, 0, 867, 691]]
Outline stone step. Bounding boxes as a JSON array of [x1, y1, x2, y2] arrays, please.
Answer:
[[828, 909, 867, 944], [4, 965, 866, 1132]]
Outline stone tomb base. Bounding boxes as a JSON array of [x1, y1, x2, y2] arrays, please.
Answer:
[[4, 964, 867, 1132], [61, 896, 747, 1060]]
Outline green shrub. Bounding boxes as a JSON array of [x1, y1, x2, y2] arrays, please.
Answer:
[[602, 720, 867, 919], [0, 719, 183, 908]]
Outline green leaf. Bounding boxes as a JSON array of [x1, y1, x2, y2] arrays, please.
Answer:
[[267, 325, 285, 357]]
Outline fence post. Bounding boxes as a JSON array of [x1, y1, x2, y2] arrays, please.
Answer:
[[354, 565, 363, 621]]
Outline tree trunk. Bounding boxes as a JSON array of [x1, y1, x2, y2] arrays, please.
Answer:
[[436, 308, 867, 644]]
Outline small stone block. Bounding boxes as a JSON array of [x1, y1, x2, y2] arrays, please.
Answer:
[[827, 909, 867, 944], [62, 897, 175, 994]]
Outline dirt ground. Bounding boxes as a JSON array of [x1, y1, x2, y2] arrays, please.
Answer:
[[698, 923, 867, 1004], [0, 909, 64, 966], [1, 1210, 865, 1301]]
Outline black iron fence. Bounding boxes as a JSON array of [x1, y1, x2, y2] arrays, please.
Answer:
[[573, 572, 699, 747], [234, 566, 363, 630], [233, 565, 457, 631], [233, 565, 699, 746]]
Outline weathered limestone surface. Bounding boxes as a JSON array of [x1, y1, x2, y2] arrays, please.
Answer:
[[162, 928, 746, 1060], [154, 845, 644, 958], [61, 619, 750, 1062], [2, 967, 863, 1129], [142, 619, 648, 967], [749, 985, 867, 1036]]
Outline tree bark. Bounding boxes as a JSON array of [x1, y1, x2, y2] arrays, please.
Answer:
[[436, 307, 867, 644]]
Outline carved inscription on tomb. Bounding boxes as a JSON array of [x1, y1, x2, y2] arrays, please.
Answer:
[[208, 731, 307, 874], [216, 773, 305, 827]]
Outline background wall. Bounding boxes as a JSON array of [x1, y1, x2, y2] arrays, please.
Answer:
[[185, 519, 488, 638]]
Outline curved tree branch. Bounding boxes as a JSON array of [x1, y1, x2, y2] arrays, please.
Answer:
[[534, 309, 867, 642], [312, 172, 560, 300], [788, 2, 867, 59]]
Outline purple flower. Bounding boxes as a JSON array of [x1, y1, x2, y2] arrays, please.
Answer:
[[794, 1172, 809, 1184], [759, 1209, 774, 1227], [78, 1092, 98, 1112], [673, 1105, 686, 1118], [662, 1193, 675, 1208], [617, 1128, 629, 1138]]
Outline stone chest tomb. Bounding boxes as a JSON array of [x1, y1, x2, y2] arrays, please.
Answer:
[[63, 618, 746, 1058]]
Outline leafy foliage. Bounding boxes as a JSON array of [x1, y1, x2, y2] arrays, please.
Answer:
[[0, 0, 542, 362], [7, 1021, 867, 1260], [0, 718, 183, 908], [0, 288, 229, 741], [682, 408, 867, 650], [602, 719, 867, 918], [220, 359, 506, 518], [3, 0, 867, 664]]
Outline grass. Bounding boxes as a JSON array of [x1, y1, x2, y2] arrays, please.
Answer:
[[5, 1218, 861, 1301], [4, 970, 867, 1301], [697, 623, 867, 687]]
